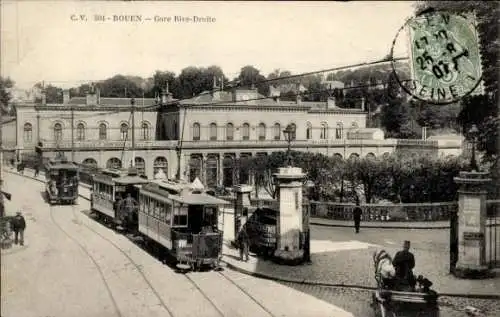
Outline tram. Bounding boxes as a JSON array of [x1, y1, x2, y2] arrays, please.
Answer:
[[90, 167, 149, 230], [138, 178, 229, 271], [45, 157, 80, 205]]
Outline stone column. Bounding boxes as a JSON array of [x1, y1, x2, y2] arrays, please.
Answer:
[[273, 166, 306, 264], [233, 184, 253, 244], [453, 171, 492, 278]]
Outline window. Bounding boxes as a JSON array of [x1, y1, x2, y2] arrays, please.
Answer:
[[336, 123, 343, 139], [242, 123, 250, 140], [120, 123, 129, 140], [206, 156, 218, 188], [153, 156, 168, 175], [239, 154, 250, 184], [226, 123, 234, 140], [54, 123, 63, 142], [258, 123, 266, 140], [306, 123, 312, 140], [189, 156, 202, 182], [320, 123, 328, 139], [273, 123, 281, 140], [289, 123, 297, 140], [141, 122, 150, 140], [106, 157, 122, 169], [222, 156, 234, 187], [82, 158, 97, 167], [173, 206, 188, 226], [209, 123, 217, 141], [193, 122, 200, 141], [134, 157, 146, 176], [76, 123, 85, 141], [99, 123, 107, 140], [23, 123, 33, 143]]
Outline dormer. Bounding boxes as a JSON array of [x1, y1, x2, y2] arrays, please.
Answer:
[[231, 88, 259, 103]]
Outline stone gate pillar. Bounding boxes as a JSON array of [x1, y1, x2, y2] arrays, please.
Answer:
[[233, 184, 252, 244], [273, 166, 306, 264], [453, 171, 492, 278]]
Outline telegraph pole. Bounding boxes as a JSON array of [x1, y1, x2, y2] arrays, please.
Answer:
[[71, 106, 75, 162], [130, 98, 136, 167]]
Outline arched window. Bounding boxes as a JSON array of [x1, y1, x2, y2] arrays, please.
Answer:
[[349, 153, 360, 161], [333, 153, 343, 160], [242, 123, 250, 140], [258, 123, 266, 140], [189, 156, 202, 182], [54, 123, 63, 142], [134, 157, 146, 176], [82, 158, 97, 167], [106, 157, 122, 169], [336, 122, 343, 139], [99, 123, 107, 140], [273, 123, 281, 140], [76, 123, 85, 141], [141, 122, 150, 140], [206, 155, 218, 188], [226, 123, 234, 140], [289, 123, 297, 140], [366, 153, 376, 159], [306, 122, 312, 140], [320, 122, 328, 139], [153, 156, 168, 175], [193, 122, 200, 141], [222, 156, 234, 187], [23, 123, 33, 143], [209, 123, 217, 141], [120, 123, 129, 140]]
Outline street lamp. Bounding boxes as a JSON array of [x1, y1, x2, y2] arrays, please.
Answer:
[[469, 124, 479, 172], [303, 179, 315, 264], [283, 124, 295, 166]]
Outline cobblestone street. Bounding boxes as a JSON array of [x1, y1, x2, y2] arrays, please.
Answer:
[[1, 171, 354, 317]]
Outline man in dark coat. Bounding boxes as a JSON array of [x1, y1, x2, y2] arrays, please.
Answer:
[[11, 211, 27, 246], [353, 199, 363, 233], [238, 226, 250, 262], [392, 240, 416, 289]]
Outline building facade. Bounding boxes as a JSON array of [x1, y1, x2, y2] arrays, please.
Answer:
[[6, 85, 463, 187]]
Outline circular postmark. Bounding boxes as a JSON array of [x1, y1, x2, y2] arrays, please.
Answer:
[[390, 9, 483, 105]]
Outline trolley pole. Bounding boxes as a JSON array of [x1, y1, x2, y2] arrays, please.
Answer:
[[70, 106, 74, 162], [130, 98, 136, 167]]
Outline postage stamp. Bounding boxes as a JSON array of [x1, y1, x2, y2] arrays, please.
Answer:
[[391, 9, 483, 105]]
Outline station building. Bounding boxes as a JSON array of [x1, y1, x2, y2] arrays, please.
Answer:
[[3, 83, 463, 187]]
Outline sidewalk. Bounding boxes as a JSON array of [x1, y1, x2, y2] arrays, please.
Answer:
[[222, 242, 500, 300], [310, 217, 450, 229]]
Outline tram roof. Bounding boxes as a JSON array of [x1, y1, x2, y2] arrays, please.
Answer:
[[114, 175, 149, 185], [170, 192, 231, 206], [46, 161, 79, 170]]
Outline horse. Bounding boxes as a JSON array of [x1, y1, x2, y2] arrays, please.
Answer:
[[373, 249, 396, 289]]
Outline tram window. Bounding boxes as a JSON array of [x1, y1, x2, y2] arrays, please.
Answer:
[[154, 200, 160, 219], [146, 197, 152, 215], [165, 203, 172, 222], [159, 202, 166, 221], [173, 205, 188, 226]]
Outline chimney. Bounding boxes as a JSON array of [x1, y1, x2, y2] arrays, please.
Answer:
[[327, 97, 336, 109], [295, 83, 302, 104], [63, 90, 70, 104], [361, 97, 366, 111], [269, 85, 280, 103], [86, 83, 97, 106], [41, 90, 46, 105]]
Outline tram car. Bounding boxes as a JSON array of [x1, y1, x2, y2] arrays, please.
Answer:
[[137, 178, 229, 271], [45, 157, 80, 205], [90, 167, 149, 230]]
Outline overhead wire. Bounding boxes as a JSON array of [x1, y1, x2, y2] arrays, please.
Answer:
[[33, 56, 409, 120]]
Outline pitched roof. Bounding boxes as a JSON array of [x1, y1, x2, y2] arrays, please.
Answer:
[[179, 90, 278, 106], [67, 97, 157, 107]]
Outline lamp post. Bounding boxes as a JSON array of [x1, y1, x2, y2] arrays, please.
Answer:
[[469, 124, 479, 172], [283, 124, 295, 166], [303, 179, 315, 264]]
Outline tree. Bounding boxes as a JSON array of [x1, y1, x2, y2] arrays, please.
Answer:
[[0, 77, 14, 115], [33, 82, 63, 103], [237, 65, 268, 96], [150, 70, 180, 98]]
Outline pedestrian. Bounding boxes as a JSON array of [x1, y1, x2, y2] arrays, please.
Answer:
[[11, 211, 26, 246], [392, 240, 416, 290], [34, 162, 39, 177], [353, 198, 362, 233], [238, 226, 250, 262]]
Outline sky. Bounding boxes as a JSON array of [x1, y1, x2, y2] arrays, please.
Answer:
[[1, 1, 415, 90]]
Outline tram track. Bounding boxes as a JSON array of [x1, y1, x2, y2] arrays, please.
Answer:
[[47, 204, 123, 317]]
